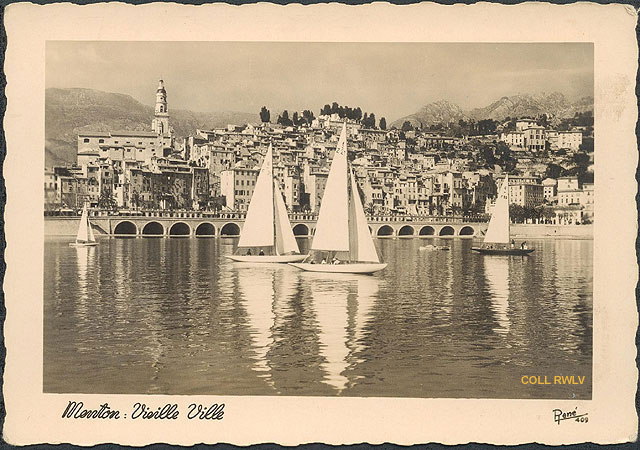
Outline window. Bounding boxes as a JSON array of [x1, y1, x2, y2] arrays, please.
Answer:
[[83, 138, 90, 143], [99, 139, 105, 144]]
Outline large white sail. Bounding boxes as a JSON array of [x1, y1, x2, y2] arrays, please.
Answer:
[[348, 169, 380, 263], [76, 204, 89, 242], [274, 182, 300, 255], [483, 175, 510, 244], [238, 145, 275, 248], [311, 124, 350, 252]]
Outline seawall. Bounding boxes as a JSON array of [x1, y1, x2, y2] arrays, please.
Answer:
[[44, 217, 593, 239], [510, 224, 593, 240]]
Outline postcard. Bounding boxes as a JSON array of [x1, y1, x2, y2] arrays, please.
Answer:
[[2, 1, 638, 446]]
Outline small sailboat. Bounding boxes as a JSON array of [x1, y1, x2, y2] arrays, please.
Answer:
[[472, 175, 534, 255], [289, 123, 387, 274], [226, 145, 308, 263], [69, 203, 98, 247]]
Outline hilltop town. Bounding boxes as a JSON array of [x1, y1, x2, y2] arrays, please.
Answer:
[[44, 80, 594, 225]]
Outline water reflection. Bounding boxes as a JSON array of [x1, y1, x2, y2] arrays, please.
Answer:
[[44, 237, 592, 398], [483, 256, 510, 335], [305, 273, 379, 393]]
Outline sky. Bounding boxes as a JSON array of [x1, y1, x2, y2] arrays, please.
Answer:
[[46, 41, 594, 123]]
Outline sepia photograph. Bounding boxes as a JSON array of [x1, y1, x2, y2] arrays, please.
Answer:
[[43, 41, 594, 398], [3, 2, 637, 446]]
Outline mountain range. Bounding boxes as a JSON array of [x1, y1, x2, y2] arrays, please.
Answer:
[[390, 93, 594, 128], [45, 88, 593, 166], [45, 88, 259, 166]]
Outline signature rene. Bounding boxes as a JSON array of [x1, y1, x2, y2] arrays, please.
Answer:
[[553, 407, 589, 425]]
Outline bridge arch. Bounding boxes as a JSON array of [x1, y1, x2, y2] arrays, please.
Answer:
[[169, 222, 191, 237], [459, 226, 475, 236], [292, 223, 310, 236], [377, 225, 394, 237], [439, 225, 455, 236], [195, 222, 216, 237], [142, 221, 164, 236], [398, 225, 415, 236], [113, 220, 137, 236], [419, 225, 435, 236], [220, 222, 241, 236]]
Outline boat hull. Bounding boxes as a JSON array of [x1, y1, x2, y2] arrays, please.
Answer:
[[289, 262, 387, 274], [225, 254, 308, 263], [472, 247, 534, 255], [69, 242, 99, 247]]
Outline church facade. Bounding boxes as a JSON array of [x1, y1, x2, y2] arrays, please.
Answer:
[[77, 79, 174, 166]]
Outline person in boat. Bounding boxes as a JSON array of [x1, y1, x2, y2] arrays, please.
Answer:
[[521, 241, 528, 250], [320, 257, 327, 264], [259, 249, 265, 256], [511, 239, 515, 249], [247, 249, 252, 256], [332, 257, 340, 265]]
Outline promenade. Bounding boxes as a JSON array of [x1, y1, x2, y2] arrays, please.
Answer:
[[44, 210, 489, 238]]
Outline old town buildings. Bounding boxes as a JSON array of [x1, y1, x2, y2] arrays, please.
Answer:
[[45, 80, 594, 225]]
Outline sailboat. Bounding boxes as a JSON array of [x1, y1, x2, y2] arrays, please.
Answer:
[[289, 123, 387, 274], [226, 144, 308, 263], [69, 203, 98, 247], [472, 174, 534, 255]]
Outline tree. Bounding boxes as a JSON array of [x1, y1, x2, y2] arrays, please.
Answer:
[[402, 120, 413, 132], [379, 117, 387, 130], [292, 111, 299, 126], [320, 104, 331, 116], [545, 163, 563, 179], [98, 190, 117, 210], [369, 113, 376, 129], [302, 109, 315, 125], [477, 119, 497, 135], [331, 102, 339, 115], [259, 106, 270, 123], [277, 110, 293, 126]]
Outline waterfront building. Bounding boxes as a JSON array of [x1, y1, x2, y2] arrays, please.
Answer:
[[542, 177, 558, 202], [220, 167, 260, 211]]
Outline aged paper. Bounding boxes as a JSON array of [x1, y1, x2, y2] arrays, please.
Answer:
[[3, 1, 638, 445]]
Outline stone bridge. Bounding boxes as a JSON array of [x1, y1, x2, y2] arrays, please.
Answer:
[[80, 212, 488, 238]]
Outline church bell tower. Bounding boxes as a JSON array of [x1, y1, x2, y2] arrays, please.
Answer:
[[152, 79, 170, 136]]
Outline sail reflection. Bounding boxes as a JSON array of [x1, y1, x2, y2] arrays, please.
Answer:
[[74, 246, 95, 309], [484, 256, 510, 335], [308, 273, 380, 392], [237, 265, 279, 386]]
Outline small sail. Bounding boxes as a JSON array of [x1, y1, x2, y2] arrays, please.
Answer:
[[273, 182, 300, 255], [76, 205, 89, 242], [87, 210, 96, 242], [348, 169, 379, 263], [238, 145, 275, 248], [312, 123, 349, 252], [484, 175, 510, 244]]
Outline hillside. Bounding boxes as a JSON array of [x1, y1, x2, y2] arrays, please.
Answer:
[[45, 88, 259, 166], [391, 93, 594, 128]]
